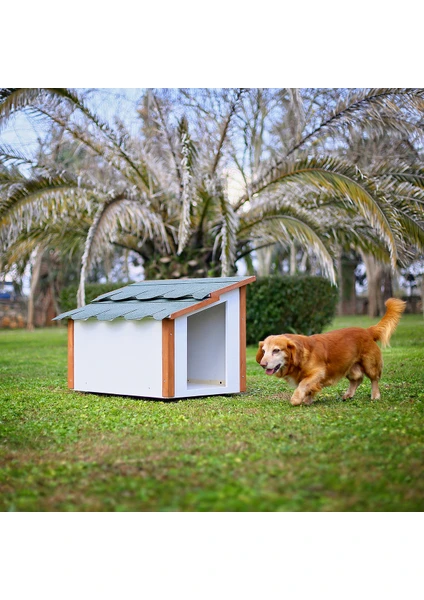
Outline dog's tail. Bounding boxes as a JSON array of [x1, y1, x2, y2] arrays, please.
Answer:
[[368, 298, 406, 348]]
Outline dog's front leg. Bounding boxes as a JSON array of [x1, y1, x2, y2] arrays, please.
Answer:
[[290, 374, 323, 406], [290, 388, 311, 406], [302, 394, 314, 406]]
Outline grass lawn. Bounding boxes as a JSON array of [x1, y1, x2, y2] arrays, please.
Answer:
[[0, 314, 423, 511]]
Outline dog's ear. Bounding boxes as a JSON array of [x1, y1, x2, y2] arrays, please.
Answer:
[[286, 339, 301, 367], [255, 341, 265, 364]]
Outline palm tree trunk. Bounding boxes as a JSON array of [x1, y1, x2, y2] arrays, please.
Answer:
[[336, 246, 343, 316], [290, 242, 296, 275], [422, 278, 424, 318], [299, 251, 308, 273], [256, 247, 273, 276], [381, 267, 393, 302], [123, 249, 130, 282], [27, 246, 44, 330], [361, 253, 384, 317]]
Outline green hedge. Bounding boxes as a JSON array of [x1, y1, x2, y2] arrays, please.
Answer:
[[246, 276, 339, 344], [59, 282, 131, 313]]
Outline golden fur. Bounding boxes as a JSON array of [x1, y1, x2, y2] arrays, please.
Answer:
[[256, 298, 406, 406]]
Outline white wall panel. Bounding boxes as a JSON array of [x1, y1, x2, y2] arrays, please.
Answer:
[[74, 319, 162, 397]]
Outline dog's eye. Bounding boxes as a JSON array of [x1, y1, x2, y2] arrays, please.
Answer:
[[272, 348, 280, 355]]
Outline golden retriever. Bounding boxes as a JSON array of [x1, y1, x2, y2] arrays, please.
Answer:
[[256, 298, 406, 405]]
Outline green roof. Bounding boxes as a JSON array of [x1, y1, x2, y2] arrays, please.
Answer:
[[54, 276, 255, 322]]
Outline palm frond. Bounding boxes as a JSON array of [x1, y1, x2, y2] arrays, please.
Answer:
[[0, 167, 100, 246], [287, 88, 424, 157], [77, 195, 170, 306], [3, 222, 86, 266], [317, 208, 392, 264], [211, 185, 238, 276], [371, 161, 424, 189], [247, 214, 336, 283], [0, 88, 45, 130], [241, 88, 424, 205], [0, 144, 36, 168], [244, 155, 399, 267], [151, 93, 183, 187], [177, 118, 196, 254], [1, 88, 154, 193], [0, 171, 81, 225], [210, 88, 246, 176], [389, 205, 424, 253]]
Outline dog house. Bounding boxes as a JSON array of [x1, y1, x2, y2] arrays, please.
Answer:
[[54, 276, 256, 399]]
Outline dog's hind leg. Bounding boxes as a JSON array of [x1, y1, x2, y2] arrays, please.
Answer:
[[370, 380, 381, 400], [362, 346, 383, 400], [343, 363, 364, 400]]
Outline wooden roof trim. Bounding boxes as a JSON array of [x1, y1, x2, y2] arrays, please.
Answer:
[[168, 276, 256, 319]]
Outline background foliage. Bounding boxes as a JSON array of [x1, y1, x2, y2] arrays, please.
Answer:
[[246, 276, 339, 343], [59, 281, 130, 314]]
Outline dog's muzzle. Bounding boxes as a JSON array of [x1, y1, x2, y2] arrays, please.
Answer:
[[262, 364, 282, 376]]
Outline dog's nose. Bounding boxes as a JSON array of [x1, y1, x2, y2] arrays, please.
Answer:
[[260, 361, 267, 368]]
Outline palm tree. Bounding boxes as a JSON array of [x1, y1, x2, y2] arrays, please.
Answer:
[[334, 121, 424, 315], [1, 88, 424, 310]]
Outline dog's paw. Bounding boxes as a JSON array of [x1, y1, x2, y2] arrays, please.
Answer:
[[290, 393, 313, 406], [290, 396, 303, 406]]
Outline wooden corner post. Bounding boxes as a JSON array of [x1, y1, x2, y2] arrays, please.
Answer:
[[162, 318, 175, 398], [68, 319, 74, 389], [239, 286, 247, 392]]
